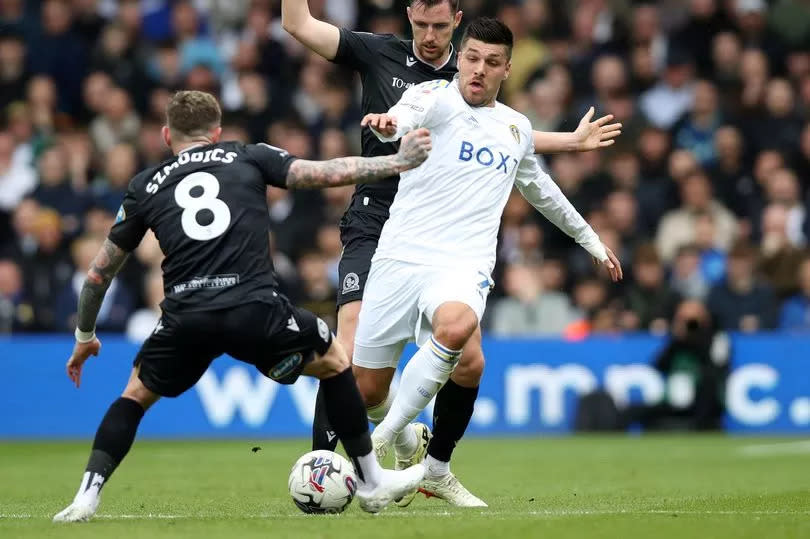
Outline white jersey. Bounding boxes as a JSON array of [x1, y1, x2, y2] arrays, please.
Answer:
[[372, 79, 606, 271]]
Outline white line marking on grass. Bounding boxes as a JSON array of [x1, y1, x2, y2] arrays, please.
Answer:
[[739, 440, 810, 456], [3, 509, 809, 521]]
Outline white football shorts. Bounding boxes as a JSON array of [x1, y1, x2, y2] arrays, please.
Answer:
[[352, 258, 493, 369]]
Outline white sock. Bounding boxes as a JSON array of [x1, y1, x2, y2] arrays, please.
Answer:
[[354, 451, 383, 490], [375, 336, 460, 446], [393, 423, 418, 457], [425, 455, 450, 478], [74, 471, 105, 502], [367, 386, 396, 425]]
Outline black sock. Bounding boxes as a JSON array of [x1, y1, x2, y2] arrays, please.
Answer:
[[319, 368, 372, 459], [427, 380, 479, 463], [85, 397, 145, 484], [311, 383, 339, 451]]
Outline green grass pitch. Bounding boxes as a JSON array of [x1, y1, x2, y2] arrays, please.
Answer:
[[1, 436, 808, 538]]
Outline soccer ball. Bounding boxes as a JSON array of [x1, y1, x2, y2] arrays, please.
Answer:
[[288, 450, 358, 514]]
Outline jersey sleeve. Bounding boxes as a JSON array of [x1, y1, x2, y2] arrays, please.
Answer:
[[244, 143, 299, 188], [371, 80, 450, 142], [514, 148, 607, 261], [107, 182, 148, 252], [332, 29, 390, 70]]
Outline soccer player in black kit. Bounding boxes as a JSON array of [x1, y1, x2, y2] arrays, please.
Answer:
[[282, 0, 622, 506], [52, 91, 434, 522]]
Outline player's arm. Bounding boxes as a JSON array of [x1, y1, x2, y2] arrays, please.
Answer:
[[514, 155, 623, 282], [531, 107, 622, 154], [66, 238, 131, 388], [281, 0, 340, 60], [285, 128, 432, 188], [362, 81, 446, 142]]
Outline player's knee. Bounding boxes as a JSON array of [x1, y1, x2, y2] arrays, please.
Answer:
[[121, 381, 159, 411], [453, 348, 485, 386], [352, 366, 388, 406], [305, 341, 351, 381], [434, 317, 477, 351]]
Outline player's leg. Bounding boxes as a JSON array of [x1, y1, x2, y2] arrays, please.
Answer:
[[312, 209, 379, 451], [425, 325, 484, 479], [54, 310, 222, 523], [419, 325, 487, 507], [53, 367, 161, 523], [372, 301, 476, 449]]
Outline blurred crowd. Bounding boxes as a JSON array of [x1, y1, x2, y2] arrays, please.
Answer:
[[2, 0, 810, 340]]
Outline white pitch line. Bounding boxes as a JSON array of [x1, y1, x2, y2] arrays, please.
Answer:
[[3, 509, 809, 520], [739, 440, 810, 456]]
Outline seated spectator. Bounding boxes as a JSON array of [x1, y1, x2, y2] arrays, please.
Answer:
[[620, 243, 680, 333], [53, 235, 134, 332], [671, 244, 710, 300], [32, 145, 89, 237], [92, 143, 137, 213], [295, 250, 336, 330], [0, 130, 36, 213], [672, 79, 723, 167], [694, 212, 727, 285], [88, 87, 140, 154], [490, 261, 577, 337], [126, 269, 163, 343], [759, 204, 807, 299], [20, 208, 73, 330], [779, 257, 810, 331], [0, 259, 35, 333], [639, 47, 696, 129], [707, 241, 777, 331], [656, 169, 737, 262]]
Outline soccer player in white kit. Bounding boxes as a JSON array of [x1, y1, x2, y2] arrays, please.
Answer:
[[357, 18, 624, 506]]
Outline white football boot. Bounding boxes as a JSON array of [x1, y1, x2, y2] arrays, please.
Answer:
[[394, 423, 431, 507], [419, 472, 488, 507], [356, 464, 426, 514]]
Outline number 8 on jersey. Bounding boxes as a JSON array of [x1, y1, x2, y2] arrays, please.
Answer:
[[174, 172, 231, 241]]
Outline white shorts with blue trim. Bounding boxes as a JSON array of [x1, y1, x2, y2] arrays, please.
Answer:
[[352, 258, 493, 370]]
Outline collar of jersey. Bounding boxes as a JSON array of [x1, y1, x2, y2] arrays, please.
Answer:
[[411, 41, 455, 71], [178, 143, 209, 154]]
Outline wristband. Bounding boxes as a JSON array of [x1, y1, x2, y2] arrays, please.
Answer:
[[75, 327, 96, 343]]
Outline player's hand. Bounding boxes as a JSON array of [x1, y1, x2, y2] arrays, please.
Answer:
[[66, 337, 101, 388], [594, 245, 623, 282], [574, 107, 622, 151], [396, 128, 432, 171], [361, 113, 398, 137]]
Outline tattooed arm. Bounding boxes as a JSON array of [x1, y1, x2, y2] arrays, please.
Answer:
[[66, 238, 130, 388], [285, 128, 432, 189], [76, 239, 131, 334]]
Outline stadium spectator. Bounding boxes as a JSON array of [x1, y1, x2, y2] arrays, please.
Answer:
[[89, 86, 140, 154], [0, 130, 35, 212], [92, 143, 137, 214], [620, 243, 680, 333], [0, 258, 34, 333], [779, 257, 810, 331], [490, 261, 577, 337], [53, 234, 134, 333], [32, 145, 89, 237], [672, 79, 722, 167], [671, 244, 710, 301], [707, 241, 777, 331], [656, 170, 736, 263], [295, 250, 337, 330], [759, 204, 807, 300], [0, 31, 27, 111], [639, 47, 695, 129]]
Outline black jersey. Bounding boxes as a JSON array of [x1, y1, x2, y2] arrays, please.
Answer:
[[332, 29, 457, 216], [108, 141, 297, 312]]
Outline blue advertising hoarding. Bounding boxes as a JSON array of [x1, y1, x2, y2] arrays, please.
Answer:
[[1, 335, 808, 437]]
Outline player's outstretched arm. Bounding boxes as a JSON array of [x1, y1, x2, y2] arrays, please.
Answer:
[[66, 238, 130, 388], [532, 107, 622, 154], [285, 128, 432, 188], [281, 0, 341, 60]]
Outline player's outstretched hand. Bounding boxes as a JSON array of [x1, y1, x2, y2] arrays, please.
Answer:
[[574, 107, 622, 151], [594, 245, 623, 282], [66, 337, 101, 388], [396, 128, 432, 171], [361, 113, 398, 137]]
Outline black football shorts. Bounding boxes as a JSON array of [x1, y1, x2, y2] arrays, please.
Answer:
[[134, 298, 332, 397], [336, 209, 387, 307]]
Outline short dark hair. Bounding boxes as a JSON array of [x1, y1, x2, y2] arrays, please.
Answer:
[[410, 0, 460, 12], [166, 90, 221, 138], [460, 18, 513, 57]]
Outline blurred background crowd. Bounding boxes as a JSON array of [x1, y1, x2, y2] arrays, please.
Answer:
[[2, 0, 810, 341]]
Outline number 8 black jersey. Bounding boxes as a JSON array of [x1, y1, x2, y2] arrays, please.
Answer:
[[108, 141, 297, 312]]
